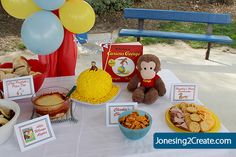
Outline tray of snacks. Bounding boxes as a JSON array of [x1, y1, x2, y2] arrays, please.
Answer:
[[165, 102, 220, 132], [0, 56, 48, 92]]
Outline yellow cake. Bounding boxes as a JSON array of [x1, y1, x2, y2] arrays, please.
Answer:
[[71, 68, 119, 104]]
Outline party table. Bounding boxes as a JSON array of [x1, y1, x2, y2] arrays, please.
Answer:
[[0, 69, 235, 157]]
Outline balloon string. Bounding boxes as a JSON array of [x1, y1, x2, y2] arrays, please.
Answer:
[[103, 37, 113, 71], [76, 34, 113, 71]]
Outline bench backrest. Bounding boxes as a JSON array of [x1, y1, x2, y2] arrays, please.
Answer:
[[124, 8, 231, 24]]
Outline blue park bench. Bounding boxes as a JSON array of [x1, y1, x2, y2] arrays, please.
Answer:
[[119, 8, 233, 60]]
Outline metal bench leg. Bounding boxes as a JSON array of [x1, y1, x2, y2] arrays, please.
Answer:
[[205, 24, 213, 60], [137, 19, 144, 42], [205, 42, 211, 60], [137, 37, 141, 42]]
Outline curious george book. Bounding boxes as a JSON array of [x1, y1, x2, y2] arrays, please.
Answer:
[[102, 42, 143, 82]]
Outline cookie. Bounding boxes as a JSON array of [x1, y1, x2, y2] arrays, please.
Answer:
[[199, 114, 205, 120], [1, 73, 18, 80], [0, 71, 5, 81], [179, 102, 188, 109], [0, 68, 14, 74], [14, 66, 30, 76], [190, 113, 201, 122], [189, 122, 200, 132], [186, 106, 198, 113], [184, 113, 191, 124], [13, 56, 28, 69], [200, 121, 211, 132], [188, 103, 197, 107], [183, 113, 192, 131]]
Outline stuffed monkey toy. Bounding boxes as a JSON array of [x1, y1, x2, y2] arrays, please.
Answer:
[[127, 54, 166, 104]]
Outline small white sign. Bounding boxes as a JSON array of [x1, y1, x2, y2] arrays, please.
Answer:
[[170, 83, 198, 102], [14, 115, 56, 152], [3, 75, 35, 100], [106, 102, 137, 126]]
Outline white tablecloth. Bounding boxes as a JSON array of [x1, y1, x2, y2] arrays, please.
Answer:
[[0, 69, 235, 157]]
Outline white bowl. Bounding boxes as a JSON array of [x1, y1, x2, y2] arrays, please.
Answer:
[[0, 99, 20, 144]]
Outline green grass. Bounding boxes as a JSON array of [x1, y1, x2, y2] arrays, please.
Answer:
[[115, 36, 174, 45], [17, 42, 26, 50], [116, 21, 236, 49]]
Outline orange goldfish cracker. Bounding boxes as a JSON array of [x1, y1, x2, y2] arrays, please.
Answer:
[[119, 111, 150, 129]]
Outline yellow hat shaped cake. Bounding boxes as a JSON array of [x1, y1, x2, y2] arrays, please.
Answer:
[[71, 61, 119, 104]]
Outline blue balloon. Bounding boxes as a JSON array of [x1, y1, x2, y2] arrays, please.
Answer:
[[33, 0, 65, 11], [21, 11, 64, 55]]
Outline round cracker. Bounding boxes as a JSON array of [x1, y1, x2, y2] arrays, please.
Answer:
[[186, 106, 198, 113], [200, 121, 211, 132], [179, 102, 188, 109], [189, 122, 201, 132], [190, 113, 201, 122], [189, 122, 200, 132]]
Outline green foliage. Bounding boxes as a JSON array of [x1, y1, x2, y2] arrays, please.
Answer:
[[17, 43, 26, 50], [158, 22, 208, 48], [116, 36, 136, 43], [160, 21, 236, 48], [140, 38, 174, 45], [86, 0, 134, 14], [117, 21, 236, 48], [115, 36, 174, 45]]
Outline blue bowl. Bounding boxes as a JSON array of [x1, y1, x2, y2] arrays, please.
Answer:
[[118, 110, 152, 140]]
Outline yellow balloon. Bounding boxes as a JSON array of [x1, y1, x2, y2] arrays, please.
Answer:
[[1, 0, 41, 19], [59, 0, 95, 34]]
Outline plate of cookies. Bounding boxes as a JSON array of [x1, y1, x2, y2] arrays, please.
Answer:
[[165, 102, 220, 132]]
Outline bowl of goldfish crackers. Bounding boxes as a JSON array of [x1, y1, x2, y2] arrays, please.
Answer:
[[118, 110, 152, 140]]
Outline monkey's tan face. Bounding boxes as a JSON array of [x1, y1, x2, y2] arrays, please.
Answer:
[[140, 61, 156, 79]]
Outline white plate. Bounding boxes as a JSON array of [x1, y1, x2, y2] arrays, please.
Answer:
[[71, 87, 121, 106]]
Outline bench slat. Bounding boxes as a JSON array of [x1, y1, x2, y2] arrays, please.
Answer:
[[124, 8, 231, 24], [119, 29, 233, 44]]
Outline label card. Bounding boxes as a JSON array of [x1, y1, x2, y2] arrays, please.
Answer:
[[170, 83, 198, 102], [14, 115, 56, 152], [106, 102, 137, 126], [3, 75, 35, 100]]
